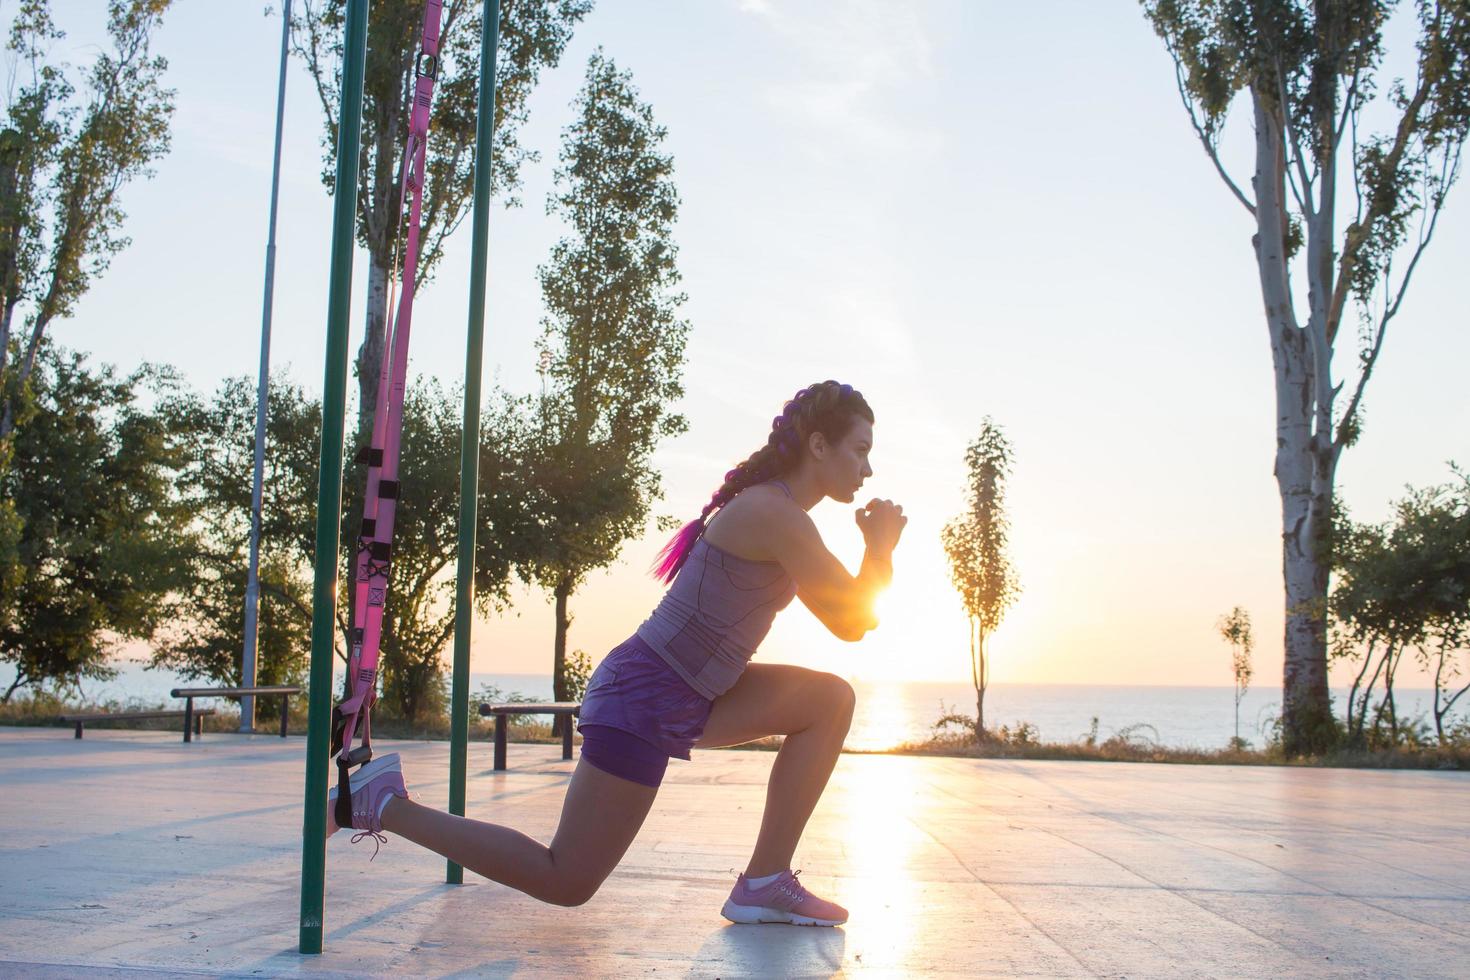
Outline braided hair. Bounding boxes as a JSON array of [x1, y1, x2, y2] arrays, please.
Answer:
[[649, 380, 874, 584]]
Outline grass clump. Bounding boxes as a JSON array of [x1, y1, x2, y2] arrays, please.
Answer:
[[878, 710, 1469, 769]]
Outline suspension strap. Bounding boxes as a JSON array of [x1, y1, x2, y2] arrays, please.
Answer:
[[332, 0, 445, 830]]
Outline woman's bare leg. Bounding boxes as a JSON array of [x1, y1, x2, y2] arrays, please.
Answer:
[[695, 663, 855, 878], [377, 759, 658, 907]]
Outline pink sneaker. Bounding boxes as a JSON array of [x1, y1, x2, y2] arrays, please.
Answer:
[[721, 869, 848, 926], [326, 753, 409, 853]]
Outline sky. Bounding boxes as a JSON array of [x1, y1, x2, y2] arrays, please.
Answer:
[[23, 0, 1470, 689]]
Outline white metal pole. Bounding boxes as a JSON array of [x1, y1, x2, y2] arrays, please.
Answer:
[[242, 0, 292, 733]]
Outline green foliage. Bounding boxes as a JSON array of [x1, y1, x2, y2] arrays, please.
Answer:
[[366, 380, 531, 723], [1332, 466, 1470, 745], [1218, 605, 1253, 745], [159, 373, 535, 725], [940, 417, 1019, 736], [521, 51, 690, 705], [1218, 606, 1253, 694], [0, 0, 176, 440], [564, 648, 591, 703], [0, 342, 196, 700], [150, 376, 321, 688]]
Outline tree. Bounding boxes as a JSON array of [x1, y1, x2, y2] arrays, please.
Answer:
[[1141, 1, 1470, 754], [151, 376, 323, 690], [0, 342, 196, 701], [289, 0, 592, 447], [940, 418, 1019, 740], [1217, 606, 1254, 748], [519, 52, 689, 726], [0, 0, 176, 441], [1331, 469, 1470, 746], [161, 373, 537, 725], [363, 379, 531, 724]]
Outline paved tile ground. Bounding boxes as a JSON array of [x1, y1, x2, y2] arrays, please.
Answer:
[[0, 726, 1466, 978]]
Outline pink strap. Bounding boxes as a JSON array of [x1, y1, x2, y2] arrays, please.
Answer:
[[334, 0, 444, 771]]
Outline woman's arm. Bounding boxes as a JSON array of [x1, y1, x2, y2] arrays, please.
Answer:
[[760, 498, 904, 642]]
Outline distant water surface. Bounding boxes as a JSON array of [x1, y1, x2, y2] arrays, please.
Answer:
[[0, 661, 1443, 752]]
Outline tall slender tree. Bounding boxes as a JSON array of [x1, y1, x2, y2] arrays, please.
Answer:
[[0, 0, 176, 442], [520, 51, 689, 722], [1217, 606, 1254, 747], [1141, 1, 1470, 753], [941, 419, 1019, 739]]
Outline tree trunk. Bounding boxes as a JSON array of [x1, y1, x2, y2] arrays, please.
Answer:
[[971, 618, 987, 740], [0, 130, 21, 399], [1346, 637, 1378, 738], [552, 577, 572, 737], [1384, 644, 1401, 742], [1433, 644, 1446, 745], [2, 670, 25, 703], [1354, 642, 1392, 743], [354, 257, 391, 446], [0, 311, 49, 439], [0, 301, 16, 382], [1279, 471, 1333, 752], [1250, 88, 1335, 755]]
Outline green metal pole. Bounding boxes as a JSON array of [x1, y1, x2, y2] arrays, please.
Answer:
[[299, 0, 369, 955], [447, 0, 503, 885]]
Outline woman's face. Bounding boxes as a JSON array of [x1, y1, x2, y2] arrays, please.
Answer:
[[812, 416, 874, 503]]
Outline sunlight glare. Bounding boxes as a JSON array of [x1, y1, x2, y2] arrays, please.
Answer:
[[835, 755, 925, 970]]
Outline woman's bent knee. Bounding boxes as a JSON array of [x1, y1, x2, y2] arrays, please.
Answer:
[[823, 673, 857, 719], [546, 874, 604, 907]]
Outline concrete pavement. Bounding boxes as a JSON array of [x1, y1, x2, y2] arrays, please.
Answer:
[[0, 726, 1465, 978]]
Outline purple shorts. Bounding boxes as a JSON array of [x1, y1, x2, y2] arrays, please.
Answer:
[[577, 633, 713, 788]]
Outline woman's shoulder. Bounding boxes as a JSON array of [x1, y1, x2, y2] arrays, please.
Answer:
[[703, 482, 802, 561]]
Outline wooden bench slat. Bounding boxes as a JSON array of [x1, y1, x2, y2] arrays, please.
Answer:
[[475, 702, 582, 770], [478, 702, 580, 714], [169, 685, 300, 741]]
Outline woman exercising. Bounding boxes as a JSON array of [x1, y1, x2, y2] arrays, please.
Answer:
[[328, 380, 906, 926]]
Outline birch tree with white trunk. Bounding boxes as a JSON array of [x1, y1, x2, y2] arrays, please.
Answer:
[[1141, 0, 1470, 754]]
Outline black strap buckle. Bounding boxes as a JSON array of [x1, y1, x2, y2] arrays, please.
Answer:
[[415, 51, 438, 80]]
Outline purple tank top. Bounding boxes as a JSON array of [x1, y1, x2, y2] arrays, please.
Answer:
[[635, 485, 799, 699]]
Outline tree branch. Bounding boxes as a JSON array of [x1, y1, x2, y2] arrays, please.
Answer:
[[1334, 141, 1457, 458], [1170, 52, 1256, 216], [1277, 58, 1316, 220], [291, 0, 340, 157], [1325, 58, 1434, 349]]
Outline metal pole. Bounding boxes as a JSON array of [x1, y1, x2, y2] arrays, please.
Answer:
[[242, 0, 293, 735], [447, 0, 502, 886], [299, 0, 368, 955]]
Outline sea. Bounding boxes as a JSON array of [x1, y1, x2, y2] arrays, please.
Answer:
[[3, 660, 1446, 752]]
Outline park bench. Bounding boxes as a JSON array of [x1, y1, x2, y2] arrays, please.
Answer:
[[170, 685, 302, 743], [478, 702, 581, 770], [60, 708, 216, 740]]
